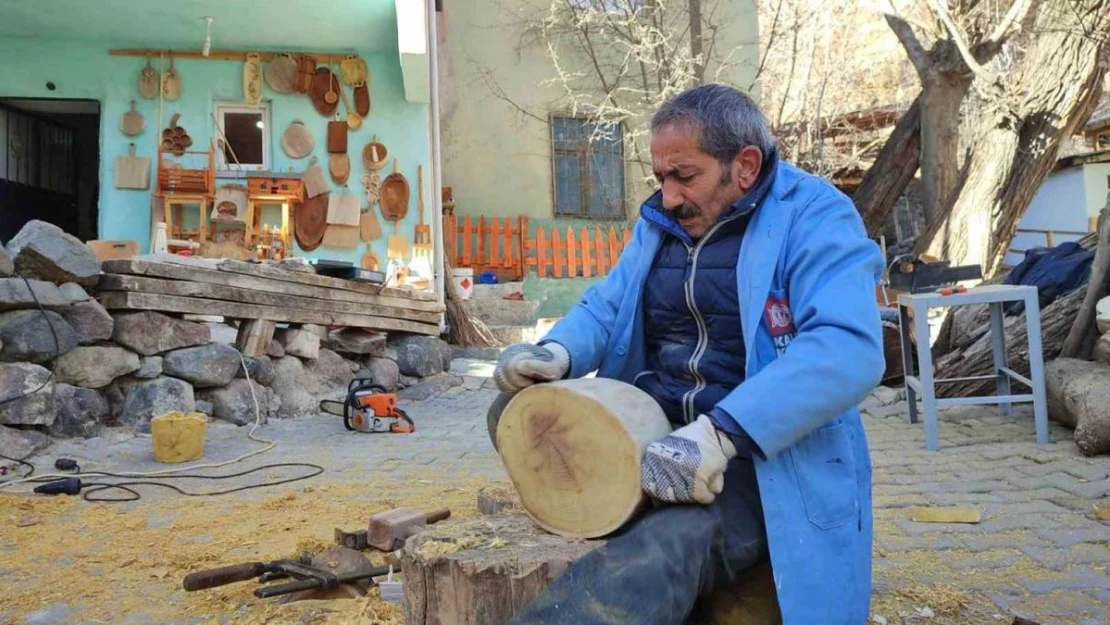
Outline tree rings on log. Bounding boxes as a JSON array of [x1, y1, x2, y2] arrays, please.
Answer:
[[495, 378, 672, 538]]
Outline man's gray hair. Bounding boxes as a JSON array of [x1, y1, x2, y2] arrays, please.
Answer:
[[651, 84, 775, 166]]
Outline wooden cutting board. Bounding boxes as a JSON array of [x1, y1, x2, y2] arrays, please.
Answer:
[[303, 156, 328, 198], [322, 224, 360, 249], [138, 56, 158, 99], [120, 101, 144, 136], [244, 53, 263, 106], [281, 120, 314, 159], [360, 207, 382, 241], [329, 153, 351, 185], [161, 57, 181, 101], [295, 193, 329, 251], [265, 53, 297, 93], [114, 143, 150, 190], [310, 68, 339, 117]]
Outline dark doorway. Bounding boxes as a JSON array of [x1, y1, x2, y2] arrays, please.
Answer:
[[0, 98, 100, 244]]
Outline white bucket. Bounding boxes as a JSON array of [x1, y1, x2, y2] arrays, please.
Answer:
[[452, 268, 474, 300]]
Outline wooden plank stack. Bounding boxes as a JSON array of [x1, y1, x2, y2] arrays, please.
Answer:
[[96, 256, 443, 336]]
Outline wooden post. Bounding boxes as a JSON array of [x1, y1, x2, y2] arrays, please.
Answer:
[[235, 319, 276, 358], [552, 228, 564, 278], [566, 227, 577, 278], [594, 227, 605, 276], [580, 226, 592, 278], [462, 215, 473, 266], [1062, 194, 1110, 359], [608, 226, 620, 275]]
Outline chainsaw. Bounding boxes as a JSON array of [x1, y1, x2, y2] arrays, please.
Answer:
[[319, 378, 414, 434]]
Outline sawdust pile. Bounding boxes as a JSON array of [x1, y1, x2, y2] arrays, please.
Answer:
[[0, 475, 508, 624]]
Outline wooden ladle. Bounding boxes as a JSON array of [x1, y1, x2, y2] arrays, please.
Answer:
[[325, 68, 339, 106], [339, 79, 361, 130]]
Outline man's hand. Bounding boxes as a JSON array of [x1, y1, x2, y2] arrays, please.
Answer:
[[641, 415, 737, 505], [493, 342, 570, 393]]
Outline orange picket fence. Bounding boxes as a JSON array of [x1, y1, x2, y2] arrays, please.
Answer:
[[444, 214, 633, 280]]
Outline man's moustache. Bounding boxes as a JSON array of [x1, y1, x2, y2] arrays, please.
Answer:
[[666, 204, 700, 220]]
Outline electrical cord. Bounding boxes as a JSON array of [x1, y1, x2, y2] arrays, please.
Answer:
[[0, 452, 35, 479]]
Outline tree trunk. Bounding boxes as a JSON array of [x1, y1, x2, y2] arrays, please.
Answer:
[[918, 0, 1110, 275], [689, 0, 704, 82], [919, 71, 972, 227], [853, 95, 922, 237], [1061, 200, 1110, 359]]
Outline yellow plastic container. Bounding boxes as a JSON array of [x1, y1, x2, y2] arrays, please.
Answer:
[[150, 411, 208, 463]]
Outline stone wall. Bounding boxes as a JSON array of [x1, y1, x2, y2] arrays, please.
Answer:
[[0, 220, 459, 461]]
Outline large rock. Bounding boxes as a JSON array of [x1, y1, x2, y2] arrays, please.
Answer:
[[398, 373, 463, 401], [305, 348, 357, 390], [271, 356, 319, 419], [237, 355, 275, 386], [267, 339, 286, 358], [6, 220, 100, 286], [324, 329, 386, 357], [388, 335, 452, 378], [1045, 358, 1110, 456], [54, 345, 140, 389], [135, 356, 163, 379], [360, 357, 400, 392], [58, 282, 89, 304], [0, 246, 12, 277], [119, 376, 195, 432], [0, 363, 56, 426], [61, 300, 114, 344], [48, 384, 107, 438], [198, 379, 280, 426], [0, 424, 50, 459], [0, 310, 78, 363], [275, 328, 320, 359], [0, 278, 68, 311], [112, 312, 211, 356], [163, 343, 241, 388]]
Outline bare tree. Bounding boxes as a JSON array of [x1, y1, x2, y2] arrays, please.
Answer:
[[916, 0, 1110, 275]]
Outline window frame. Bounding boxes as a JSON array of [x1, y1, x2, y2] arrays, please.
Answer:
[[213, 102, 271, 172], [548, 112, 626, 221]]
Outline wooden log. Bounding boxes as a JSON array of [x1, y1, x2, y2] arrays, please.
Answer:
[[99, 274, 441, 324], [235, 319, 275, 358], [400, 515, 780, 625], [97, 291, 439, 335], [1062, 197, 1110, 359], [101, 258, 443, 314], [496, 379, 672, 538]]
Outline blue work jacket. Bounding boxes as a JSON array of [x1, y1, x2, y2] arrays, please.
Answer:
[[541, 161, 886, 624]]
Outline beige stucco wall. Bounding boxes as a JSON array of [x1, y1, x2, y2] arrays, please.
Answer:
[[439, 0, 761, 221], [1083, 162, 1110, 218]]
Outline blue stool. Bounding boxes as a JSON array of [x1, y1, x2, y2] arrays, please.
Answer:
[[897, 284, 1049, 450]]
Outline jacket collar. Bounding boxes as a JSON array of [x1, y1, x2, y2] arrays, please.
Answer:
[[639, 148, 780, 245]]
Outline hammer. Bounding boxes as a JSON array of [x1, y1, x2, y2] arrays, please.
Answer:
[[367, 507, 451, 551]]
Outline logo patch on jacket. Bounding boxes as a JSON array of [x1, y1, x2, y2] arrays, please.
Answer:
[[764, 295, 797, 355]]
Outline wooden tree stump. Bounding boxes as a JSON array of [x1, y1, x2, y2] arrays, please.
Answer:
[[400, 515, 780, 625], [495, 378, 672, 538]]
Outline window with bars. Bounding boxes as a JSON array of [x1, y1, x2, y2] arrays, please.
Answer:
[[550, 115, 625, 219]]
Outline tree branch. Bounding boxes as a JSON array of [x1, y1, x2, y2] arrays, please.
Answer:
[[883, 12, 932, 80], [927, 0, 998, 82], [984, 0, 1036, 49]]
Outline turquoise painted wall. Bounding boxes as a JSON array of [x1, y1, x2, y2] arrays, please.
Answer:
[[0, 38, 431, 266]]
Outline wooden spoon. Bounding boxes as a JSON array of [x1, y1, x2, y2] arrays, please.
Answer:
[[325, 67, 338, 105], [339, 80, 361, 130]]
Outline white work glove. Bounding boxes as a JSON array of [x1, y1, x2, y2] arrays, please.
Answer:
[[492, 342, 570, 393], [641, 415, 737, 505]]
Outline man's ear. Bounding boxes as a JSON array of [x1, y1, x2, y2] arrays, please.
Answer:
[[732, 146, 763, 192]]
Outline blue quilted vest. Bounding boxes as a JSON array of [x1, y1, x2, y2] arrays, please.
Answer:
[[634, 152, 779, 427]]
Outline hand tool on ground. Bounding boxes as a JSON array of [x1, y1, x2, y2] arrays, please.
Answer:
[[368, 507, 451, 551], [183, 551, 390, 599], [319, 377, 414, 434]]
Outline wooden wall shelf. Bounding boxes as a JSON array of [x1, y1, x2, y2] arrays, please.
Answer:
[[109, 48, 357, 64]]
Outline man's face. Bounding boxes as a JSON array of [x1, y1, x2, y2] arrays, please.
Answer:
[[650, 122, 763, 239]]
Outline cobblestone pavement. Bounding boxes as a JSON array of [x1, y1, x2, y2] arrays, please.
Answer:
[[4, 360, 1108, 624], [861, 387, 1110, 625]]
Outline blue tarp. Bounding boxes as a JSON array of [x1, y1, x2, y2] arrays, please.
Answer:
[[1003, 241, 1093, 315]]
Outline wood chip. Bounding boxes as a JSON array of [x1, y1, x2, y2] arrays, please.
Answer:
[[908, 506, 981, 524], [1094, 503, 1110, 520]]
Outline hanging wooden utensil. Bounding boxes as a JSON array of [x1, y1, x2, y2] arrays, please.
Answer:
[[413, 165, 433, 261], [327, 115, 348, 153], [295, 192, 329, 251], [379, 158, 409, 222], [328, 153, 351, 185], [325, 66, 339, 105], [362, 137, 388, 171], [294, 55, 316, 93], [339, 81, 361, 130], [362, 250, 380, 271], [120, 100, 144, 136], [138, 55, 158, 99], [243, 53, 263, 105], [340, 55, 368, 86], [265, 53, 297, 94], [322, 225, 360, 248], [387, 216, 409, 261], [280, 119, 314, 159], [303, 156, 329, 198], [161, 55, 181, 101], [114, 143, 150, 190], [361, 172, 381, 206], [360, 205, 382, 241], [309, 67, 338, 117], [353, 84, 371, 118]]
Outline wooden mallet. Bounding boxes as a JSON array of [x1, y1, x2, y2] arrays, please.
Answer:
[[367, 507, 451, 551]]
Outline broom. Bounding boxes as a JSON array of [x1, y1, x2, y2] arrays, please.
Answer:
[[444, 256, 498, 347]]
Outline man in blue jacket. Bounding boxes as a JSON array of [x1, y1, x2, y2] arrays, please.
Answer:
[[490, 83, 885, 624]]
